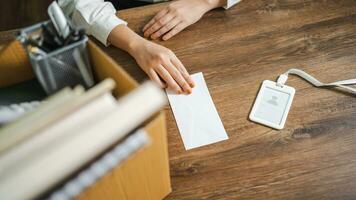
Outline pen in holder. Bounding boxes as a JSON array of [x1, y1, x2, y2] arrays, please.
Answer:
[[17, 2, 95, 95]]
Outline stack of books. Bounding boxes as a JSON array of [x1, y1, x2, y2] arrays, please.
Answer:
[[0, 79, 167, 200]]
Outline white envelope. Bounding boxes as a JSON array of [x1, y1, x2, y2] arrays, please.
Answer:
[[166, 72, 228, 150]]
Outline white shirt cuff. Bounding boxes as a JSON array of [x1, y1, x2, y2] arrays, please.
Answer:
[[224, 0, 241, 9], [91, 14, 127, 46]]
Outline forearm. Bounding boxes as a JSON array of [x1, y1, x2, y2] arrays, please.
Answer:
[[203, 0, 227, 10], [201, 0, 240, 10], [107, 25, 144, 56]]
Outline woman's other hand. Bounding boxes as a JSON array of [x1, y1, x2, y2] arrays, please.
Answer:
[[143, 0, 225, 41]]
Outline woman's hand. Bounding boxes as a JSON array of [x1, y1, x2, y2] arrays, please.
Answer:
[[130, 39, 195, 94], [108, 25, 194, 94], [143, 0, 225, 40]]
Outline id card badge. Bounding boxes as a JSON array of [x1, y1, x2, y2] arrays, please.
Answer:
[[249, 80, 295, 129]]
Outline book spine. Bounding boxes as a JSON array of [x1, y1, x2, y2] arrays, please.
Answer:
[[49, 129, 149, 200]]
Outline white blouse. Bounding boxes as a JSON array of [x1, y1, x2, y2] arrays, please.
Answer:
[[58, 0, 241, 46]]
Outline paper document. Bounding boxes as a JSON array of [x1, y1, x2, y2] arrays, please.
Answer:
[[166, 72, 228, 150]]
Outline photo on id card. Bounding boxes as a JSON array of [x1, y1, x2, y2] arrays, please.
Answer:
[[249, 80, 295, 129]]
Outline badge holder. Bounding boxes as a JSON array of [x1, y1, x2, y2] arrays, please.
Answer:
[[249, 80, 295, 129], [249, 68, 356, 129]]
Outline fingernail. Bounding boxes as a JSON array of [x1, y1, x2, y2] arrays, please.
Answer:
[[187, 88, 192, 94], [178, 90, 182, 94], [189, 82, 195, 88]]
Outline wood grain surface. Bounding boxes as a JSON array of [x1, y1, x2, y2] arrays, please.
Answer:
[[104, 1, 356, 199], [1, 0, 355, 199], [0, 0, 52, 31]]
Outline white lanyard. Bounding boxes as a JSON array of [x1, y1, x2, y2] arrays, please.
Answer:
[[249, 68, 355, 130], [277, 68, 356, 95]]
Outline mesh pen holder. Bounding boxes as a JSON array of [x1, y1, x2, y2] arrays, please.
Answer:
[[18, 21, 95, 95]]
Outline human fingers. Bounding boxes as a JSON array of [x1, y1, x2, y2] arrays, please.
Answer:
[[155, 65, 182, 93], [163, 59, 192, 94], [144, 13, 174, 38], [151, 17, 181, 40], [162, 22, 187, 41], [143, 9, 168, 32], [147, 68, 166, 88], [171, 56, 195, 88]]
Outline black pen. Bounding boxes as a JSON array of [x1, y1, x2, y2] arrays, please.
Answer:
[[42, 23, 63, 48]]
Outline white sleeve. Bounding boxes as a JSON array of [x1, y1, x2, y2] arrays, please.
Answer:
[[58, 0, 127, 46], [224, 0, 241, 9]]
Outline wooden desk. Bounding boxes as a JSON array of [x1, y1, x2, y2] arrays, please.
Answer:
[[103, 1, 356, 199], [1, 0, 355, 199]]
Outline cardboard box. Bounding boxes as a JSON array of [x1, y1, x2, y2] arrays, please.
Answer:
[[0, 39, 172, 200]]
